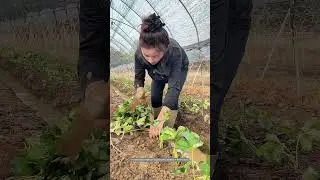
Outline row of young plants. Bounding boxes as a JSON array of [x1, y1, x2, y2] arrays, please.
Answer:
[[110, 74, 210, 124], [13, 108, 109, 179], [0, 49, 110, 179], [12, 93, 210, 179], [110, 99, 210, 180], [223, 104, 320, 180]]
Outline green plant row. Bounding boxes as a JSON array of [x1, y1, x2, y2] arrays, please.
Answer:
[[224, 105, 320, 180], [13, 108, 109, 179], [110, 75, 210, 123], [111, 99, 210, 180]]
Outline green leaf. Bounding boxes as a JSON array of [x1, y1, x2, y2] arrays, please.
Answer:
[[256, 134, 284, 163], [26, 144, 49, 162], [123, 125, 134, 133], [114, 129, 122, 136], [136, 117, 146, 126], [265, 134, 281, 143], [199, 161, 210, 176], [172, 162, 191, 175], [159, 127, 177, 148], [176, 126, 188, 138], [127, 117, 134, 124], [160, 127, 176, 139], [300, 134, 313, 152], [307, 129, 320, 141], [180, 131, 203, 149], [13, 157, 38, 175], [302, 167, 319, 180], [176, 139, 192, 152]]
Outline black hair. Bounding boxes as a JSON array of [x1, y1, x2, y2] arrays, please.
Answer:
[[139, 13, 169, 51]]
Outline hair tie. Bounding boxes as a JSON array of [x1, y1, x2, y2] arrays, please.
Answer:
[[143, 13, 165, 33]]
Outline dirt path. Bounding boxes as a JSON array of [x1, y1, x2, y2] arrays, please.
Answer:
[[110, 87, 210, 180], [0, 68, 66, 179], [0, 80, 46, 178]]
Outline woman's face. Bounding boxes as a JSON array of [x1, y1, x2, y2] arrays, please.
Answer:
[[141, 47, 164, 65]]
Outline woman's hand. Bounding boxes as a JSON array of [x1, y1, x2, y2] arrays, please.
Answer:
[[148, 120, 165, 138], [130, 87, 147, 111], [148, 106, 171, 138]]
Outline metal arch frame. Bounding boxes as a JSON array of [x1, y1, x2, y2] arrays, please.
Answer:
[[110, 26, 136, 49], [117, 0, 174, 38], [111, 0, 202, 51], [143, 0, 174, 38], [110, 2, 136, 39], [117, 26, 138, 46], [117, 0, 141, 18], [110, 0, 136, 40], [111, 42, 128, 53], [111, 25, 138, 47], [110, 18, 139, 33], [111, 42, 125, 52], [111, 37, 133, 53], [176, 0, 200, 49], [112, 37, 132, 52], [110, 6, 140, 33]]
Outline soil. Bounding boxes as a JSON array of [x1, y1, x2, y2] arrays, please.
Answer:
[[0, 80, 46, 178], [1, 53, 319, 179], [110, 87, 210, 180], [219, 66, 320, 179]]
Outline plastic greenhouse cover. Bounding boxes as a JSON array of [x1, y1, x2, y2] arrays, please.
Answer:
[[110, 0, 210, 55]]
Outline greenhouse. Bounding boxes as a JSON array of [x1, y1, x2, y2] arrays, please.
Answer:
[[0, 0, 319, 179], [110, 0, 210, 67]]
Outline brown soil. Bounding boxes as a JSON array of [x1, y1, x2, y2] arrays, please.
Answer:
[[110, 87, 210, 180], [219, 66, 320, 179], [0, 57, 82, 111], [0, 81, 46, 178]]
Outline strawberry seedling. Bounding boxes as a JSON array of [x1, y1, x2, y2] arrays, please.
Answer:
[[110, 99, 153, 136], [159, 126, 209, 179]]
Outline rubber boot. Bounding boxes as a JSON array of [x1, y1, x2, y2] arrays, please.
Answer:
[[153, 106, 162, 119], [164, 109, 178, 128], [164, 109, 178, 151]]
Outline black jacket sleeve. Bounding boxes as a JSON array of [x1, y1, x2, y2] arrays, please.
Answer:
[[134, 52, 146, 89], [78, 0, 108, 82], [163, 48, 187, 109]]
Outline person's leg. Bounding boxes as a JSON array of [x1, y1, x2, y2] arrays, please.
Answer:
[[211, 0, 230, 162], [165, 68, 188, 127], [151, 80, 166, 118], [222, 0, 252, 97], [57, 0, 109, 157], [211, 0, 252, 177]]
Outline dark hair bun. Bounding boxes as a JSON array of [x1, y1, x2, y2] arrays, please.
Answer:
[[141, 13, 166, 33]]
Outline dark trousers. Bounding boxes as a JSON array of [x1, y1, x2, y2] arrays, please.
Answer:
[[211, 0, 252, 155], [78, 0, 109, 100], [151, 70, 188, 110]]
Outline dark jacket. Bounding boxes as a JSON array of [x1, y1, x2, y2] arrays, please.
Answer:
[[134, 38, 189, 109]]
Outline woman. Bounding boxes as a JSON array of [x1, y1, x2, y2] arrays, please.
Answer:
[[130, 13, 189, 138]]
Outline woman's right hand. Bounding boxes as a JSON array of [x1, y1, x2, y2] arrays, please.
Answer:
[[130, 87, 147, 111]]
